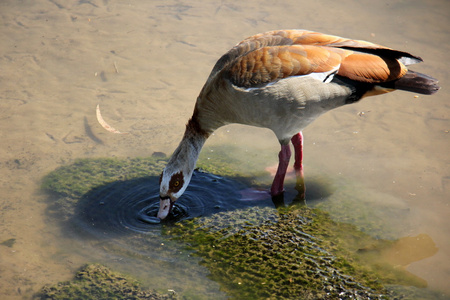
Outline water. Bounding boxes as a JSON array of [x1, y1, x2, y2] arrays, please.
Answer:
[[1, 0, 449, 299], [67, 165, 336, 236], [72, 170, 265, 236]]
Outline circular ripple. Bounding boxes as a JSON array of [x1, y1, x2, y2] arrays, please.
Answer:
[[72, 170, 266, 237]]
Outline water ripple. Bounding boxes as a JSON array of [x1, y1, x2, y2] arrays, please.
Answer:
[[72, 170, 272, 238]]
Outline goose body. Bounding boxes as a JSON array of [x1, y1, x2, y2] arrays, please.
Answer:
[[158, 29, 439, 219]]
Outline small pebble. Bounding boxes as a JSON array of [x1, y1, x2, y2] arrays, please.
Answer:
[[152, 152, 166, 158]]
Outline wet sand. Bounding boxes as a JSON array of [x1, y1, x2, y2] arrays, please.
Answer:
[[0, 0, 449, 298]]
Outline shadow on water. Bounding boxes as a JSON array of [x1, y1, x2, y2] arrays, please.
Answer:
[[72, 169, 334, 239], [75, 170, 248, 237]]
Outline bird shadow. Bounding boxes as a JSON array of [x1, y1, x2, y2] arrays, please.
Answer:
[[67, 169, 334, 239]]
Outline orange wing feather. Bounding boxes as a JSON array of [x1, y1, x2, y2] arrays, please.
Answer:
[[210, 30, 419, 88], [339, 52, 407, 82], [229, 45, 341, 87]]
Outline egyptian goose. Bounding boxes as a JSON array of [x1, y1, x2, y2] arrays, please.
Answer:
[[157, 29, 439, 220]]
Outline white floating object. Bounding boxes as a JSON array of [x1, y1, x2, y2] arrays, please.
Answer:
[[96, 104, 128, 134]]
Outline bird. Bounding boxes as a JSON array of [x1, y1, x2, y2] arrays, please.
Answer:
[[157, 29, 440, 220]]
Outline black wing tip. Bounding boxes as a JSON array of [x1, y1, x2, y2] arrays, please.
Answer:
[[386, 70, 440, 95]]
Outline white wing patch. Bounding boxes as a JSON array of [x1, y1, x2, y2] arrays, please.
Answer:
[[307, 67, 339, 83], [243, 67, 339, 92], [398, 56, 422, 66]]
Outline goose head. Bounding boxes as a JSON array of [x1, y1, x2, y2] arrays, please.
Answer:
[[157, 117, 209, 220], [157, 165, 194, 220]]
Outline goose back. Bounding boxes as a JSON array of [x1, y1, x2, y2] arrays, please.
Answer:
[[195, 30, 426, 140]]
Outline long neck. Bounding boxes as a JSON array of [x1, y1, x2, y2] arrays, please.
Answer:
[[166, 117, 209, 180]]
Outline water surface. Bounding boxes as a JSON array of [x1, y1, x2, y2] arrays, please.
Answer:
[[0, 0, 449, 298]]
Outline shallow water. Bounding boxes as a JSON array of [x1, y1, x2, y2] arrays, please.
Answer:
[[74, 170, 260, 234], [1, 0, 449, 299]]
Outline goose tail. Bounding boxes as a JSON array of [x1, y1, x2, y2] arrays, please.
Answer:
[[381, 70, 440, 95]]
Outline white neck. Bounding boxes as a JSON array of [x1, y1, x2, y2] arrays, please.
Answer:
[[168, 127, 207, 174], [162, 117, 210, 197]]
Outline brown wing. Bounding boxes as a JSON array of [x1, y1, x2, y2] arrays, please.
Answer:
[[211, 30, 418, 88], [240, 30, 422, 64], [228, 44, 407, 87], [338, 51, 407, 83], [228, 45, 343, 87]]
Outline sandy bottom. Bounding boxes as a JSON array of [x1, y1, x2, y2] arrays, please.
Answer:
[[0, 0, 449, 298]]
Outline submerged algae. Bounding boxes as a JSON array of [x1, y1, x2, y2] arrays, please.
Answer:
[[41, 149, 258, 207], [167, 206, 387, 300], [35, 264, 178, 300], [42, 157, 167, 200], [41, 157, 168, 223], [166, 205, 440, 299], [41, 155, 437, 299]]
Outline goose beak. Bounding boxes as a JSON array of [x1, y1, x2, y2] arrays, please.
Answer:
[[157, 197, 173, 220]]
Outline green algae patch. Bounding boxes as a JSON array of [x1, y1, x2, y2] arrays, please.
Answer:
[[42, 157, 167, 199], [41, 147, 253, 202], [165, 206, 434, 300], [35, 264, 178, 300], [301, 208, 431, 289], [165, 206, 386, 300], [41, 157, 167, 220], [40, 155, 436, 299]]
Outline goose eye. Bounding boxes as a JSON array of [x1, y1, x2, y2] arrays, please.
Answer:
[[168, 172, 184, 193]]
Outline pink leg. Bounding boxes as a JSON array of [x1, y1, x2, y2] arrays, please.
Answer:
[[291, 132, 305, 199], [270, 144, 291, 196], [291, 132, 303, 174]]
